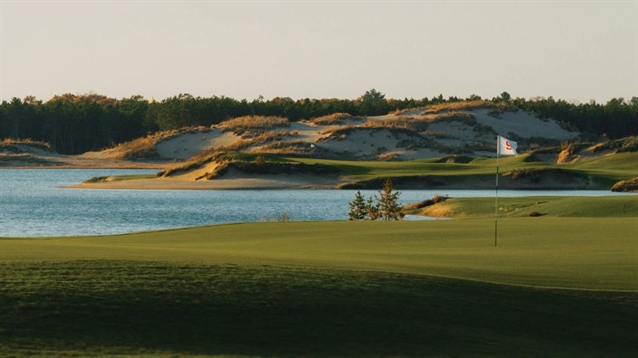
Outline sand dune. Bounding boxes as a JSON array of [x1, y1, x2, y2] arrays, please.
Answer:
[[139, 108, 580, 163], [5, 105, 590, 190]]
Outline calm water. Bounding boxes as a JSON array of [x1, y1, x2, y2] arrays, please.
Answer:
[[0, 169, 629, 237]]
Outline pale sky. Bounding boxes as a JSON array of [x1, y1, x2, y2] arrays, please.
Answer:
[[1, 0, 636, 103]]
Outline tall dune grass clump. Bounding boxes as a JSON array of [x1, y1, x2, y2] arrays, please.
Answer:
[[110, 131, 176, 160], [310, 113, 363, 126], [392, 100, 490, 115], [424, 100, 494, 113], [363, 117, 429, 131], [590, 136, 638, 153], [319, 125, 354, 137], [220, 116, 289, 136], [160, 150, 229, 177], [0, 138, 51, 150], [199, 129, 300, 155], [259, 140, 314, 155]]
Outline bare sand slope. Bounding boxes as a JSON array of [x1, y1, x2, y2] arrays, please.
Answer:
[[155, 128, 240, 160], [472, 109, 575, 140], [0, 144, 165, 169]]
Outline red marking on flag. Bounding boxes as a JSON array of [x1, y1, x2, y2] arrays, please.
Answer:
[[505, 141, 512, 151]]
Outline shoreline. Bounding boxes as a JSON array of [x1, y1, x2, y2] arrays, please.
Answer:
[[62, 176, 614, 191], [62, 173, 342, 190]]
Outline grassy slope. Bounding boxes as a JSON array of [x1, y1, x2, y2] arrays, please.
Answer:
[[561, 152, 638, 181], [97, 151, 637, 190], [2, 261, 636, 357], [291, 152, 638, 186], [416, 195, 638, 219]]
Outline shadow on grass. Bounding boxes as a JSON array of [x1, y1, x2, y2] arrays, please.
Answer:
[[1, 261, 637, 357]]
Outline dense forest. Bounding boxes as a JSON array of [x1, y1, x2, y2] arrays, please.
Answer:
[[0, 90, 636, 154]]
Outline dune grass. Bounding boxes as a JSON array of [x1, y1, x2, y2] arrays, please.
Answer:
[[220, 116, 289, 136], [1, 217, 637, 357], [423, 99, 497, 113], [362, 116, 430, 131], [309, 112, 362, 125], [0, 138, 51, 150]]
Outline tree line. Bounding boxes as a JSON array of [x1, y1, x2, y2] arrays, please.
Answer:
[[1, 90, 636, 154]]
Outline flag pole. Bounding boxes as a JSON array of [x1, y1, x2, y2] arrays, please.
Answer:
[[494, 136, 500, 247]]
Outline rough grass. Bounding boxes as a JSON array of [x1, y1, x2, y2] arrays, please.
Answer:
[[0, 137, 51, 150], [159, 150, 335, 179], [362, 116, 430, 131], [423, 100, 511, 114], [422, 111, 477, 125], [257, 140, 315, 155], [309, 112, 362, 125], [160, 150, 228, 177], [611, 177, 638, 192], [220, 115, 289, 136], [589, 135, 638, 153], [410, 195, 638, 219]]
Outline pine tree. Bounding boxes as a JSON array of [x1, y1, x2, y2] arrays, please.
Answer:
[[366, 195, 380, 221], [378, 179, 404, 221], [348, 190, 367, 221]]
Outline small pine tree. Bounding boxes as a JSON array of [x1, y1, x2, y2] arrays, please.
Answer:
[[366, 195, 380, 221], [378, 179, 404, 221], [348, 190, 367, 221]]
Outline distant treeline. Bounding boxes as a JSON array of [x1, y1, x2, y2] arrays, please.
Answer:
[[0, 90, 636, 154]]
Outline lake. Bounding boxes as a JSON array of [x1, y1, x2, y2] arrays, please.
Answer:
[[0, 169, 629, 237]]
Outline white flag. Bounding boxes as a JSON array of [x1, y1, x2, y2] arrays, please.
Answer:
[[498, 136, 517, 156]]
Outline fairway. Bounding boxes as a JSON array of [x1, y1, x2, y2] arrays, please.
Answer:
[[2, 217, 637, 357], [2, 217, 636, 290]]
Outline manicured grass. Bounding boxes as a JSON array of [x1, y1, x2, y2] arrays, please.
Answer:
[[290, 152, 638, 185], [2, 218, 636, 290], [2, 216, 637, 357], [1, 261, 636, 357]]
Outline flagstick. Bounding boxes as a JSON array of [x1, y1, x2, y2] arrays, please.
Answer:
[[494, 136, 500, 247]]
